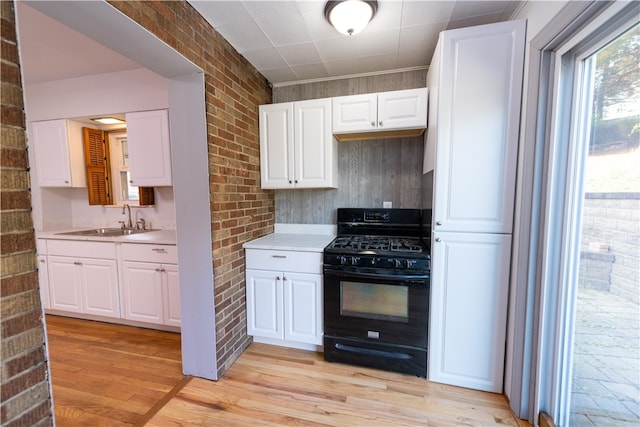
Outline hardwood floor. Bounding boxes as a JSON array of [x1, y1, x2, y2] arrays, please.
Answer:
[[45, 315, 184, 426], [46, 316, 531, 426], [147, 344, 531, 427]]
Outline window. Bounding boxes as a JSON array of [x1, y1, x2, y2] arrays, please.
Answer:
[[108, 132, 140, 205]]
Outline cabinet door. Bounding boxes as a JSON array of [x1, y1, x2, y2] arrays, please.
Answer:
[[259, 103, 294, 189], [293, 98, 335, 188], [283, 272, 322, 345], [121, 261, 164, 324], [428, 231, 511, 393], [424, 48, 441, 174], [48, 256, 83, 313], [37, 256, 50, 310], [32, 120, 72, 187], [377, 88, 427, 131], [246, 269, 282, 340], [163, 264, 181, 327], [332, 93, 377, 133], [81, 258, 120, 318], [126, 109, 172, 186], [432, 21, 525, 234]]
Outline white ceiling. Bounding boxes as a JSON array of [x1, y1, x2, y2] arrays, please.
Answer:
[[17, 0, 521, 86]]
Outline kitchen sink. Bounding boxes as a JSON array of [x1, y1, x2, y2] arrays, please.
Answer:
[[56, 228, 156, 237]]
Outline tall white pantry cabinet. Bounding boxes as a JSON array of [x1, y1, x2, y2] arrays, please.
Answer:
[[425, 20, 526, 393]]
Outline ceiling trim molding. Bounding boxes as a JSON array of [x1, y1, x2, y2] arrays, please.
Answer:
[[271, 65, 429, 88]]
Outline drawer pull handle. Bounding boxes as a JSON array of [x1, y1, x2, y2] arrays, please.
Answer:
[[152, 248, 167, 253], [40, 259, 46, 263], [283, 276, 287, 281], [272, 255, 286, 259], [74, 262, 82, 266], [155, 268, 161, 272]]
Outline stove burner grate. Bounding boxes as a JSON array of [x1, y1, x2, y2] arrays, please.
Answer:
[[328, 236, 425, 253]]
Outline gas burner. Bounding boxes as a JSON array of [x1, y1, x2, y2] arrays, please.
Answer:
[[390, 239, 423, 253], [327, 235, 425, 255]]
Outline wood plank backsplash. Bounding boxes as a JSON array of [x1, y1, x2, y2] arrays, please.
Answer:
[[273, 69, 428, 224]]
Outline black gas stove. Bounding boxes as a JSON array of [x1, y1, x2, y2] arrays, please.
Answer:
[[323, 208, 431, 377], [324, 208, 430, 274]]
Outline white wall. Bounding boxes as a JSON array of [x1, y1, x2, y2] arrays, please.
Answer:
[[25, 68, 169, 120], [25, 68, 176, 231]]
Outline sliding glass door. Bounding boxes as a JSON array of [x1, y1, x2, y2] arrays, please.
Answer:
[[539, 8, 639, 426], [569, 22, 639, 426]]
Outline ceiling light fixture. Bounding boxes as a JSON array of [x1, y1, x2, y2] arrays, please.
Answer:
[[324, 0, 378, 36], [91, 117, 125, 125]]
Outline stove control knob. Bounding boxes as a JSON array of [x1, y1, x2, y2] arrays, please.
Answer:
[[370, 257, 377, 265], [350, 256, 359, 266], [339, 256, 347, 265], [405, 260, 416, 269], [393, 259, 402, 268]]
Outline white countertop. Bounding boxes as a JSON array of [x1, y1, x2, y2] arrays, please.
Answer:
[[37, 228, 177, 245], [243, 232, 335, 252]]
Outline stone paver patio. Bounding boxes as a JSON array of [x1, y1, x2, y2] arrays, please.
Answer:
[[570, 289, 640, 426]]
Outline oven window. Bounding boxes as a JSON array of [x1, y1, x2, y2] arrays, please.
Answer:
[[340, 281, 408, 322]]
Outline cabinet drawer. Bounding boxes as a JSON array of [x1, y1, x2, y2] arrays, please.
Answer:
[[46, 240, 115, 259], [122, 243, 178, 264], [246, 249, 322, 274]]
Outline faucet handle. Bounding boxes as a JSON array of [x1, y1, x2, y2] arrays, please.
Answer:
[[136, 218, 146, 230], [118, 220, 126, 229]]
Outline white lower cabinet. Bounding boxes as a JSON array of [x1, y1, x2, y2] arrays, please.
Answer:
[[37, 239, 50, 310], [121, 243, 180, 327], [428, 231, 511, 393], [37, 255, 50, 309], [47, 243, 120, 319], [245, 249, 323, 348], [39, 238, 179, 329]]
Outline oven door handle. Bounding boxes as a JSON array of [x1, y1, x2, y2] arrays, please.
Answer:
[[334, 343, 413, 360], [323, 267, 428, 282]]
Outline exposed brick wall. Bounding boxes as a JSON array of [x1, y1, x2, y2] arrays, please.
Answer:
[[106, 1, 274, 376], [0, 1, 53, 426]]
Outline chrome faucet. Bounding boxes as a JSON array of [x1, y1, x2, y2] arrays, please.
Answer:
[[122, 204, 133, 229], [135, 210, 147, 230]]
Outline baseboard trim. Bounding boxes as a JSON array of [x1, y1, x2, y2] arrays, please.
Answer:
[[539, 412, 556, 427]]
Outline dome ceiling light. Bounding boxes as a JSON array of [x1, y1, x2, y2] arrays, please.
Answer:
[[324, 0, 378, 36]]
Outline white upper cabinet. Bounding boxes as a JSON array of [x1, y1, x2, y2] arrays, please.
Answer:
[[31, 119, 86, 187], [331, 93, 377, 133], [259, 98, 336, 189], [260, 103, 293, 188], [423, 42, 441, 174], [126, 109, 172, 186], [428, 20, 526, 234], [332, 88, 427, 139], [377, 89, 428, 130]]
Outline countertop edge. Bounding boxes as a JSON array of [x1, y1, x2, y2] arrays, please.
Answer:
[[37, 229, 177, 245], [243, 232, 335, 252]]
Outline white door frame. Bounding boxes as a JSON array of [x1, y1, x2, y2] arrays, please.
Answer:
[[23, 0, 218, 380], [510, 1, 639, 424]]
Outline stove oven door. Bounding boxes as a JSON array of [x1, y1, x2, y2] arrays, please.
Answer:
[[323, 267, 429, 348], [323, 267, 429, 376]]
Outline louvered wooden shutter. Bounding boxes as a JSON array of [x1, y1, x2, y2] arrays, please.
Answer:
[[83, 127, 112, 205], [138, 186, 155, 206]]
